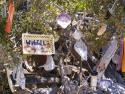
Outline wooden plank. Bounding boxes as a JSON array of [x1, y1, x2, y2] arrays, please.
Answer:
[[97, 38, 118, 80]]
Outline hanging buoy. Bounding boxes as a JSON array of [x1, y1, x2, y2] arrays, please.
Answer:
[[5, 0, 15, 33]]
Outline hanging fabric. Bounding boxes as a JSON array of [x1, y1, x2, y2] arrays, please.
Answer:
[[5, 0, 15, 33], [121, 38, 125, 72]]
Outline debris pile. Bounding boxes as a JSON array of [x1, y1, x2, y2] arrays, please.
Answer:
[[0, 0, 125, 94]]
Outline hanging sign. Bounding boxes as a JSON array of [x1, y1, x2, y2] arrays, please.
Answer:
[[22, 34, 55, 55]]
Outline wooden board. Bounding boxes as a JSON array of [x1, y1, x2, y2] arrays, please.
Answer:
[[97, 38, 118, 80]]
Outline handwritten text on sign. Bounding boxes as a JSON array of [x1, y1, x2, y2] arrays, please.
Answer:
[[22, 34, 55, 55]]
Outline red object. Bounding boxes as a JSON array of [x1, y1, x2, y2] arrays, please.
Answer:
[[5, 0, 15, 33]]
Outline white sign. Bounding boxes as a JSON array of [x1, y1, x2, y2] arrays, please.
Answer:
[[22, 34, 55, 55]]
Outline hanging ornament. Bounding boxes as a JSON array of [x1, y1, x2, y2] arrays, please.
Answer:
[[105, 0, 118, 20], [105, 9, 112, 20], [39, 55, 56, 71], [90, 71, 98, 91], [72, 29, 82, 40], [74, 39, 88, 61], [99, 79, 112, 91], [56, 13, 71, 29], [97, 24, 107, 36], [5, 0, 15, 33]]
